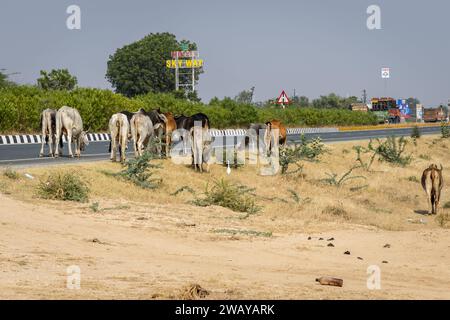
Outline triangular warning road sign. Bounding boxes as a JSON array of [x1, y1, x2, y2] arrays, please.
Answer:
[[277, 90, 290, 104]]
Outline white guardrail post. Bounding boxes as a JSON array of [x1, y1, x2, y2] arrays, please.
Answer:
[[0, 128, 339, 145]]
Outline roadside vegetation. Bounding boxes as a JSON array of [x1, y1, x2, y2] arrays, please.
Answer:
[[1, 135, 449, 232], [0, 86, 378, 133], [279, 135, 327, 175], [37, 172, 89, 202], [192, 179, 260, 215], [103, 151, 162, 189], [3, 168, 19, 180]]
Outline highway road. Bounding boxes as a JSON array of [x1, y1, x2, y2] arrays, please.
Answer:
[[0, 125, 442, 167]]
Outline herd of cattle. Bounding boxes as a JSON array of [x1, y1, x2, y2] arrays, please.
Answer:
[[38, 106, 445, 215], [39, 106, 287, 172]]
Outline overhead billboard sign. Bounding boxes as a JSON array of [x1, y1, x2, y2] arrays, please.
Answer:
[[166, 59, 204, 69], [171, 51, 199, 59], [396, 99, 411, 118]]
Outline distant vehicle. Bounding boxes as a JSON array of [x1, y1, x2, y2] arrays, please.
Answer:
[[370, 97, 401, 124], [423, 106, 447, 122]]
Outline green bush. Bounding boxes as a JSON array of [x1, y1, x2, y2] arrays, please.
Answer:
[[3, 168, 19, 180], [111, 151, 162, 189], [441, 122, 450, 138], [193, 179, 260, 214], [0, 86, 379, 133], [279, 135, 326, 174], [37, 172, 89, 202], [373, 136, 412, 167]]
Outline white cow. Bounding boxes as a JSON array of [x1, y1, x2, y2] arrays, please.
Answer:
[[39, 108, 57, 157], [190, 124, 212, 173], [109, 113, 129, 163], [130, 112, 162, 157], [55, 106, 89, 158]]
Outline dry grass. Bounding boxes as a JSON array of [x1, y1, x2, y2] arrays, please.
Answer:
[[0, 135, 449, 234]]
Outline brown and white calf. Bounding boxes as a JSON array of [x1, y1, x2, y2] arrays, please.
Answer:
[[162, 112, 177, 157], [39, 108, 57, 157], [421, 164, 444, 215], [109, 113, 129, 163]]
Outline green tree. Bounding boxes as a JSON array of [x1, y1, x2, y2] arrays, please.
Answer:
[[234, 87, 255, 104], [0, 70, 16, 88], [312, 93, 359, 109], [290, 95, 310, 108], [37, 69, 77, 90], [106, 32, 202, 97]]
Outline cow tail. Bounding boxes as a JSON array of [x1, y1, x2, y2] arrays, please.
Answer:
[[116, 117, 122, 156]]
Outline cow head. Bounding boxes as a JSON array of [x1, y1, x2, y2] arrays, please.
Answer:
[[158, 113, 168, 127], [79, 130, 90, 151]]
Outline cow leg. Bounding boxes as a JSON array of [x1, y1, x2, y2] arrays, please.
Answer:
[[133, 134, 139, 157], [183, 134, 188, 155], [198, 149, 203, 173], [55, 129, 61, 158], [426, 193, 432, 215], [431, 193, 437, 215], [67, 132, 74, 158], [74, 138, 79, 158], [48, 132, 54, 157], [39, 132, 46, 157], [111, 134, 117, 162], [120, 134, 127, 163], [137, 135, 144, 157], [166, 133, 170, 158]]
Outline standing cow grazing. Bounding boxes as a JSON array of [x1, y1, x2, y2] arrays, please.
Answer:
[[175, 113, 210, 155], [264, 119, 287, 156], [421, 164, 444, 215], [109, 113, 129, 163], [39, 108, 57, 157], [190, 123, 212, 173], [130, 111, 162, 157], [55, 106, 90, 158]]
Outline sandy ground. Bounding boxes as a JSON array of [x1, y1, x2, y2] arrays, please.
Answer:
[[1, 136, 449, 299], [1, 192, 449, 300]]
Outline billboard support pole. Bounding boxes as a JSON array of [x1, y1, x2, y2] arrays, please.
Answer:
[[175, 55, 179, 91], [192, 55, 195, 93]]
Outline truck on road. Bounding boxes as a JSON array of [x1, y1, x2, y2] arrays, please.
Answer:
[[423, 106, 447, 122], [370, 97, 401, 124]]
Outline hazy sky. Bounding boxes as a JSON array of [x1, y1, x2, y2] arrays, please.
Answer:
[[1, 0, 449, 106]]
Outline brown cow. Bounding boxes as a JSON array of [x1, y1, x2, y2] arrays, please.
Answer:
[[264, 119, 287, 156], [421, 164, 444, 215], [162, 112, 177, 157]]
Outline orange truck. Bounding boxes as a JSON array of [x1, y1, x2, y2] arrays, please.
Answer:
[[423, 107, 447, 122]]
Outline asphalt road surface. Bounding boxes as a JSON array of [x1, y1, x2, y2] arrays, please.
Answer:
[[0, 126, 442, 167]]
